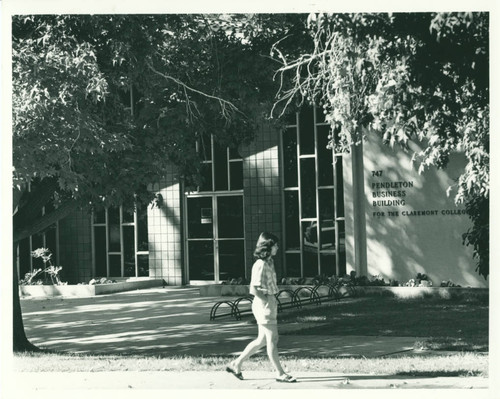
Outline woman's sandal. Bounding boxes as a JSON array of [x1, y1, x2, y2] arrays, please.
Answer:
[[276, 374, 297, 383], [226, 365, 244, 380]]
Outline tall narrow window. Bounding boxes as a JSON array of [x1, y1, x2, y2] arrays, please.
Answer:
[[18, 228, 57, 281], [281, 106, 346, 277], [92, 205, 149, 278], [196, 134, 243, 193]]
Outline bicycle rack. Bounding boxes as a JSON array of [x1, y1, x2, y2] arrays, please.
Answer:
[[275, 289, 299, 313], [231, 296, 254, 320], [294, 286, 321, 306], [209, 300, 237, 321], [209, 284, 358, 321], [311, 283, 340, 302]]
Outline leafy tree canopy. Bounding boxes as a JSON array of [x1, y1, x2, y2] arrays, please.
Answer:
[[271, 12, 489, 277], [11, 12, 313, 352], [12, 13, 307, 241], [12, 12, 489, 274]]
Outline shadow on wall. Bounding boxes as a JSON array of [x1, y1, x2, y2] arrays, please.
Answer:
[[147, 177, 183, 283], [57, 210, 93, 284], [152, 122, 284, 284], [239, 121, 283, 279], [361, 133, 486, 288]]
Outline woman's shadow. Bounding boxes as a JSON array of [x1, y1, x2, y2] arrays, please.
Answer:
[[293, 375, 398, 383]]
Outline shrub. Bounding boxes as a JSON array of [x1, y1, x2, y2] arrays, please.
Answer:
[[86, 278, 117, 285], [19, 248, 66, 285]]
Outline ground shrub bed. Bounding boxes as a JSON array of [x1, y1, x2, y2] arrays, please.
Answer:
[[278, 295, 489, 352]]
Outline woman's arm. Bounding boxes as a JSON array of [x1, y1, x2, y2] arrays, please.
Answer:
[[249, 284, 268, 301], [249, 259, 268, 301]]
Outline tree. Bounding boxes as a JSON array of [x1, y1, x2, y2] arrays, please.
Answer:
[[12, 15, 246, 236], [11, 13, 306, 351], [271, 12, 489, 278], [12, 14, 307, 238]]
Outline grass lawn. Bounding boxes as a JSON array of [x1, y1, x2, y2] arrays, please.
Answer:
[[14, 352, 488, 377], [277, 293, 489, 352]]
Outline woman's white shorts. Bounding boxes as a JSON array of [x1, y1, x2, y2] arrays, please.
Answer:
[[252, 295, 277, 325]]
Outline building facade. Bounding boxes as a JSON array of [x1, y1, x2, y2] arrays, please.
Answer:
[[16, 106, 488, 288]]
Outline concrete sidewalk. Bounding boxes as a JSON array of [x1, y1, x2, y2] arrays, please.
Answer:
[[14, 371, 488, 390], [20, 287, 418, 357], [15, 287, 490, 390]]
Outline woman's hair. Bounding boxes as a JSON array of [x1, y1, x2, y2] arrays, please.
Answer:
[[253, 232, 279, 259]]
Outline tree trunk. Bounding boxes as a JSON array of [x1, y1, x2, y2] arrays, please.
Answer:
[[13, 243, 40, 352], [12, 184, 27, 214], [12, 181, 79, 352]]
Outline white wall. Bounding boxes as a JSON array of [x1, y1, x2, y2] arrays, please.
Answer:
[[344, 132, 487, 288]]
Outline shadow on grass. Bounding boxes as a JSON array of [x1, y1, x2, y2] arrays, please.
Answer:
[[396, 370, 483, 378], [278, 295, 489, 352], [413, 336, 489, 352], [20, 289, 488, 357]]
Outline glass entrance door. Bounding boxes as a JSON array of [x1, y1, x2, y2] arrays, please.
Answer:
[[186, 194, 245, 283]]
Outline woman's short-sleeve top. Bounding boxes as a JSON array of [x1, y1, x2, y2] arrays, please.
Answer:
[[250, 258, 279, 295]]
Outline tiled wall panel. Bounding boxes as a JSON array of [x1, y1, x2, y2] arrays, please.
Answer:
[[147, 167, 183, 286], [58, 210, 93, 284], [241, 122, 283, 280]]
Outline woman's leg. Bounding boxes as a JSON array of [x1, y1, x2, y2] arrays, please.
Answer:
[[231, 325, 266, 372], [261, 324, 286, 376]]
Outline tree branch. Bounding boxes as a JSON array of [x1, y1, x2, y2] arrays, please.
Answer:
[[12, 184, 28, 214], [13, 199, 81, 243], [14, 177, 59, 226], [146, 60, 247, 120], [270, 32, 341, 119]]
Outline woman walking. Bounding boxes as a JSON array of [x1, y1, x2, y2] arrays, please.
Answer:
[[226, 232, 296, 383]]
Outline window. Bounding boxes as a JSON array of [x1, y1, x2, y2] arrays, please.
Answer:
[[196, 135, 243, 192], [281, 106, 346, 277], [17, 225, 58, 281], [16, 187, 59, 282], [92, 205, 149, 277]]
